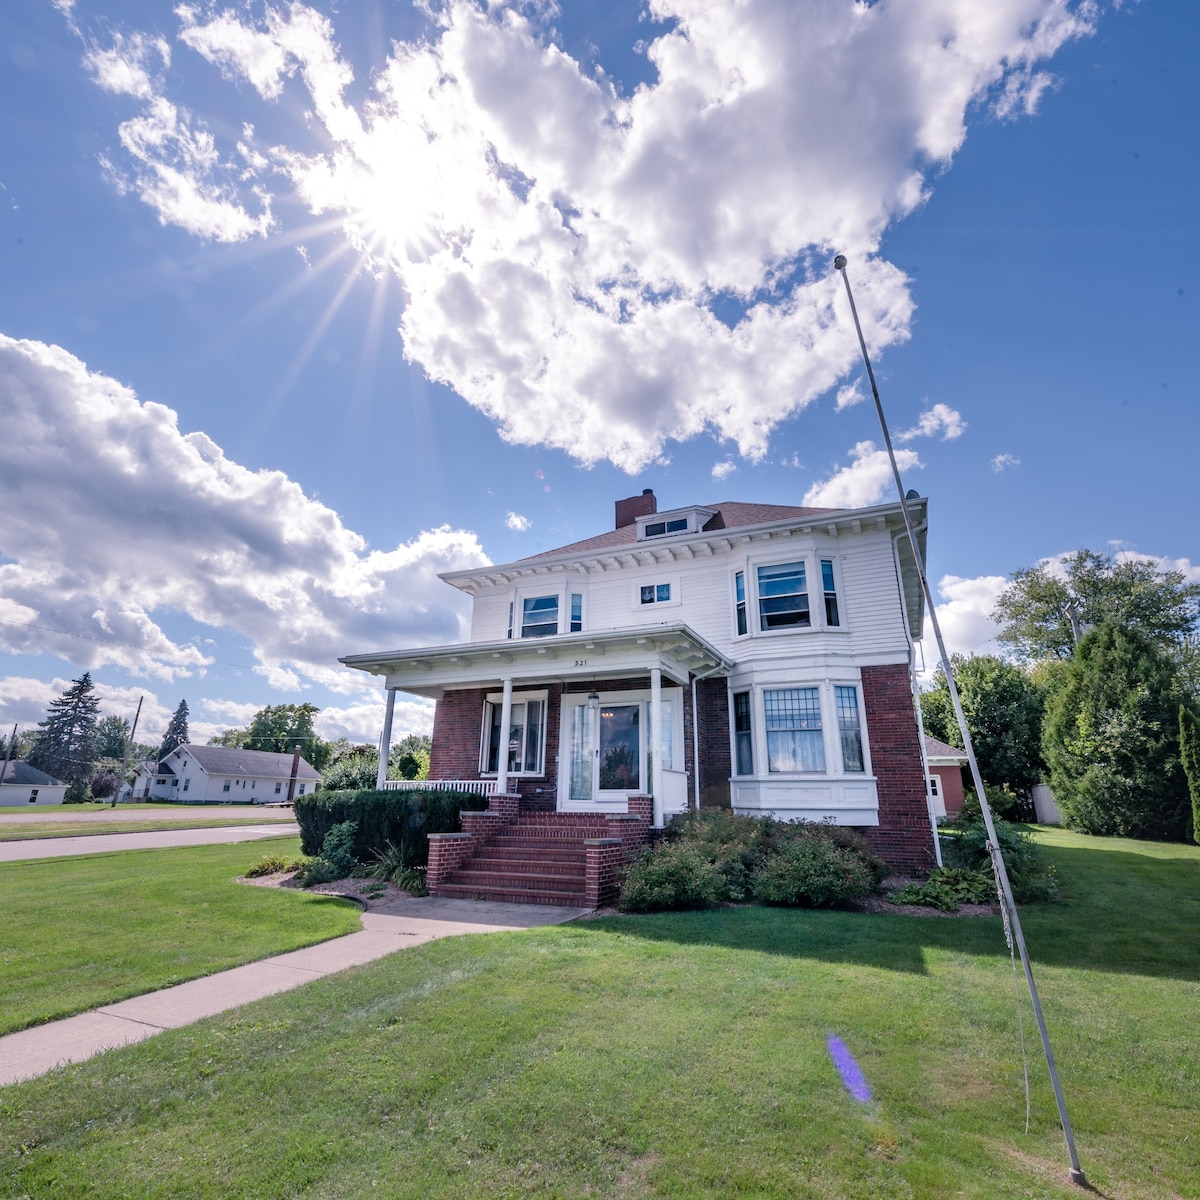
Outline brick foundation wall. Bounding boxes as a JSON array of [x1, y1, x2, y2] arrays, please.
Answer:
[[697, 677, 731, 808], [861, 664, 936, 873]]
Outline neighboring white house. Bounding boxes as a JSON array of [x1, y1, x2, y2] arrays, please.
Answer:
[[0, 761, 69, 806], [341, 489, 937, 873], [133, 744, 320, 804]]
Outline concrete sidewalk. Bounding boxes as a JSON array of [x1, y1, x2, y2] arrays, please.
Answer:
[[0, 823, 300, 862], [0, 897, 587, 1086]]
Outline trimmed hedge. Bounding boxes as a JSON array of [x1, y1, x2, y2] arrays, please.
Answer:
[[293, 788, 489, 868]]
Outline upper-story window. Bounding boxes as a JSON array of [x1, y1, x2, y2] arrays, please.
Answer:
[[734, 571, 747, 636], [640, 583, 671, 605], [821, 560, 841, 627], [757, 561, 810, 630], [570, 593, 583, 632], [521, 595, 559, 638]]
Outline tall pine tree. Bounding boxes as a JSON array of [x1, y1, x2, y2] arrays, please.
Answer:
[[158, 700, 190, 761], [29, 672, 101, 784]]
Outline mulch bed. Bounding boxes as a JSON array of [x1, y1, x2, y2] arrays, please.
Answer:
[[238, 870, 416, 910]]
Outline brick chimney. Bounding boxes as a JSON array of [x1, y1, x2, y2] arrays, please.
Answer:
[[615, 488, 656, 530]]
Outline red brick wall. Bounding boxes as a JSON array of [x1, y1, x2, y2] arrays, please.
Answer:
[[697, 677, 731, 809], [861, 664, 936, 873], [428, 686, 562, 810]]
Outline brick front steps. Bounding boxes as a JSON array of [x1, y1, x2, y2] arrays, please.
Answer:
[[427, 795, 653, 908]]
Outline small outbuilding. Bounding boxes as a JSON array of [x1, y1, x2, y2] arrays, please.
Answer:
[[0, 761, 69, 806], [923, 735, 969, 818]]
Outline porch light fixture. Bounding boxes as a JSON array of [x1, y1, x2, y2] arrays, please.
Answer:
[[586, 691, 600, 712]]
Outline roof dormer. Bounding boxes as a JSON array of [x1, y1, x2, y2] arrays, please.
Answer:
[[635, 505, 716, 542]]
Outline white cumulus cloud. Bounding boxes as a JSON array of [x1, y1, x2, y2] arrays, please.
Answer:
[[897, 403, 966, 443], [0, 335, 490, 693], [77, 0, 1097, 469], [711, 459, 737, 481], [505, 511, 532, 532], [802, 440, 922, 509], [925, 573, 1008, 664], [991, 452, 1021, 472]]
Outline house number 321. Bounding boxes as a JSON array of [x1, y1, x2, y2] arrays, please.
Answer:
[[573, 659, 588, 667]]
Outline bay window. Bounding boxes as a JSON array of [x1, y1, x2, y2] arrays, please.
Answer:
[[763, 687, 825, 772], [757, 562, 810, 630], [835, 685, 864, 772], [521, 595, 559, 638]]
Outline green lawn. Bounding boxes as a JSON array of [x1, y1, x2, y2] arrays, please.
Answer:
[[1, 829, 1197, 1198], [0, 837, 360, 1034], [0, 815, 296, 841]]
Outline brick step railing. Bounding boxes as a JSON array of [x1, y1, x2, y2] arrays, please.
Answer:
[[427, 795, 654, 909]]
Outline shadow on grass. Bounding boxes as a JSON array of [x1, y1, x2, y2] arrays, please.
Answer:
[[585, 840, 1200, 983]]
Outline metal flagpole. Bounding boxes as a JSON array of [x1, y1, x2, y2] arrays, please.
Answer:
[[833, 254, 1087, 1188]]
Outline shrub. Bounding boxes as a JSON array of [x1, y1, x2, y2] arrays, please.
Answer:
[[618, 843, 724, 912], [941, 814, 1058, 904], [889, 867, 996, 912], [753, 838, 875, 908], [319, 821, 358, 879], [245, 854, 288, 878], [63, 778, 91, 804], [393, 866, 428, 896], [89, 770, 120, 800], [293, 787, 489, 867], [364, 840, 406, 881], [292, 858, 343, 887]]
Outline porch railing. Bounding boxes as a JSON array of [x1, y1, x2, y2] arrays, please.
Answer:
[[382, 779, 498, 797]]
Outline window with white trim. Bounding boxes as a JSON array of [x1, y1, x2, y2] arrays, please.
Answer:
[[570, 593, 583, 632], [821, 559, 842, 627], [835, 685, 864, 772], [640, 582, 671, 605], [222, 779, 231, 792], [481, 695, 547, 775], [733, 691, 753, 775], [757, 561, 810, 630], [521, 595, 559, 638], [764, 687, 825, 772], [927, 774, 941, 799], [643, 517, 689, 537], [734, 571, 747, 636]]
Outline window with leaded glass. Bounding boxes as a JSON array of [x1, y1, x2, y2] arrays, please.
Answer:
[[733, 691, 753, 775], [764, 687, 825, 772], [835, 685, 864, 772]]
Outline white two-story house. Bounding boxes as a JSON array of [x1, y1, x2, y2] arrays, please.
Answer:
[[341, 490, 937, 876]]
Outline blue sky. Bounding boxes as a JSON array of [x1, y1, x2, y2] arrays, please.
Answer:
[[0, 0, 1195, 748]]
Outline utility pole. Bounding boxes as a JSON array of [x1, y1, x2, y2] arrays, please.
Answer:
[[285, 743, 303, 806], [114, 698, 143, 807]]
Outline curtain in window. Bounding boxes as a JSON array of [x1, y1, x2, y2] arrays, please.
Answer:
[[764, 687, 825, 772]]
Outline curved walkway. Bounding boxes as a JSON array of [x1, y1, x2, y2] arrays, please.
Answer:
[[0, 897, 587, 1086], [0, 823, 300, 862]]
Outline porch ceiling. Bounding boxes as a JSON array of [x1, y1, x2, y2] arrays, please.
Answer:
[[339, 624, 733, 698]]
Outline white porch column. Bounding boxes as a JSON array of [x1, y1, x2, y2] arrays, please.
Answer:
[[650, 667, 664, 827], [497, 677, 514, 794], [376, 687, 397, 789]]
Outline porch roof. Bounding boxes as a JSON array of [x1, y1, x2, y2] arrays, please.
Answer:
[[339, 624, 734, 699]]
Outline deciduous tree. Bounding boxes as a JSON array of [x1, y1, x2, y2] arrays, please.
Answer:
[[921, 654, 1045, 797], [994, 549, 1200, 662]]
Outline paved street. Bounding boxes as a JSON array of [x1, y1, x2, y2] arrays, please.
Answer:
[[0, 823, 299, 862]]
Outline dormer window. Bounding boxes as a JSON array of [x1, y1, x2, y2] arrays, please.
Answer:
[[521, 595, 559, 638], [644, 518, 688, 537], [635, 506, 714, 542]]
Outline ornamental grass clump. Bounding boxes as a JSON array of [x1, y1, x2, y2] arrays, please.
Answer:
[[941, 813, 1058, 904], [618, 811, 885, 912]]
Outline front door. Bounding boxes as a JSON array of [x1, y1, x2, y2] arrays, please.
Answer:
[[564, 695, 645, 809]]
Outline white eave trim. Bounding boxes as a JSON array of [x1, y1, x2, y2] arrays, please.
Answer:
[[339, 624, 734, 682], [439, 496, 927, 593]]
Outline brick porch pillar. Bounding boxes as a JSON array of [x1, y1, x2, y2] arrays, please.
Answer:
[[584, 837, 624, 908]]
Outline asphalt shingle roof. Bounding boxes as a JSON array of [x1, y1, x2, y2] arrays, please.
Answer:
[[175, 744, 320, 780]]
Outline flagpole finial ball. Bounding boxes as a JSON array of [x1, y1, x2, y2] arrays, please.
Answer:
[[833, 255, 848, 271]]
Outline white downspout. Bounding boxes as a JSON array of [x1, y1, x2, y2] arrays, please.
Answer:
[[892, 527, 943, 867], [691, 675, 701, 812]]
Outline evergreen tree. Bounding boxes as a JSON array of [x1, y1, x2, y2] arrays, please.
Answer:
[[29, 672, 101, 784], [1043, 622, 1190, 841], [922, 654, 1045, 797], [158, 699, 190, 761], [1179, 705, 1200, 846]]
